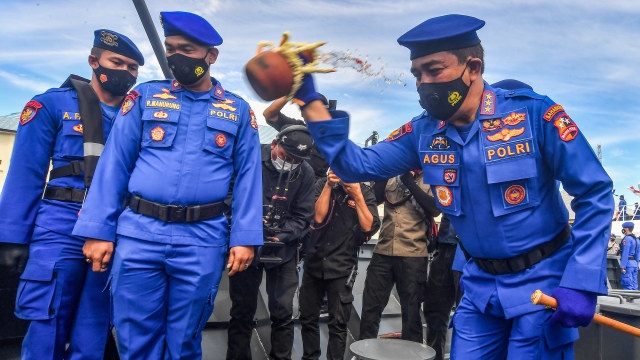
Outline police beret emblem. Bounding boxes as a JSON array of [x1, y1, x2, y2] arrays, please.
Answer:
[[100, 31, 119, 47], [215, 133, 227, 147], [504, 184, 526, 205], [20, 100, 43, 125]]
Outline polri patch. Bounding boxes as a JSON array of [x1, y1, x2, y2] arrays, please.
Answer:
[[151, 126, 165, 141], [435, 186, 453, 207], [385, 121, 412, 141], [543, 104, 564, 121], [554, 113, 578, 142], [20, 100, 42, 125], [171, 80, 182, 91], [215, 133, 227, 147], [504, 184, 526, 205]]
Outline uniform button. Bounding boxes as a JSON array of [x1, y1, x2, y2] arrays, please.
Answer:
[[509, 91, 515, 95], [49, 308, 55, 315], [320, 128, 326, 134], [323, 257, 327, 260], [52, 271, 57, 279]]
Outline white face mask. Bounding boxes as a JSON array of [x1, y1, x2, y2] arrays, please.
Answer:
[[271, 145, 300, 172]]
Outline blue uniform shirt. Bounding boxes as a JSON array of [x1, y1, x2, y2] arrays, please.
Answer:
[[0, 86, 116, 245], [73, 79, 263, 247], [620, 234, 639, 269], [308, 82, 613, 317]]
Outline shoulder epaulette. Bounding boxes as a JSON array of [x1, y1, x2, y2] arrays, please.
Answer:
[[502, 88, 546, 100]]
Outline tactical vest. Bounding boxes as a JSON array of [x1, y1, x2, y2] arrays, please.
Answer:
[[47, 75, 105, 194], [375, 173, 431, 257]]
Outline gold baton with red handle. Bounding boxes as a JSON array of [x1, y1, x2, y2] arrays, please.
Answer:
[[531, 290, 640, 337]]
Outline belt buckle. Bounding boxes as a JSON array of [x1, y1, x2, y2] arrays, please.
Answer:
[[167, 204, 186, 223]]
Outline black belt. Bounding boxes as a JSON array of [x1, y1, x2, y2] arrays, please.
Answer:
[[49, 161, 85, 180], [43, 186, 86, 203], [629, 257, 636, 261], [462, 225, 571, 275], [127, 194, 228, 223]]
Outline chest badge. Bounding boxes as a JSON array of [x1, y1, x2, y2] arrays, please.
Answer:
[[482, 118, 502, 132], [215, 133, 227, 147], [502, 112, 526, 126], [73, 124, 84, 134], [504, 185, 526, 205], [435, 186, 453, 207], [487, 127, 525, 142], [430, 136, 450, 150], [347, 199, 356, 208], [444, 169, 457, 184], [153, 110, 169, 119], [153, 88, 177, 100], [151, 126, 165, 141]]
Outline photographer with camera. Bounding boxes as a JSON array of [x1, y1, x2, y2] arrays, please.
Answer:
[[227, 125, 315, 360], [299, 169, 380, 360]]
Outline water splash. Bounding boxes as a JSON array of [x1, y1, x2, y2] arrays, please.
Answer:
[[317, 49, 408, 90]]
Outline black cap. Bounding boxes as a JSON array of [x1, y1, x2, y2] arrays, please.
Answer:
[[276, 125, 314, 160]]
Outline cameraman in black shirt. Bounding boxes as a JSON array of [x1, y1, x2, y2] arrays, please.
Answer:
[[227, 125, 316, 360], [299, 169, 380, 360]]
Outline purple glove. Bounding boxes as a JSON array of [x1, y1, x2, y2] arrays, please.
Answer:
[[292, 53, 322, 109], [549, 287, 597, 328]]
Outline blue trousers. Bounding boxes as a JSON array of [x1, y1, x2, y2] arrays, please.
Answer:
[[15, 228, 110, 360], [622, 266, 638, 290], [451, 289, 575, 360], [110, 235, 226, 360]]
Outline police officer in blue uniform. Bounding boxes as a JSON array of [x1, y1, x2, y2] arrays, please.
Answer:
[[72, 12, 262, 360], [618, 195, 627, 220], [0, 30, 143, 359], [620, 222, 639, 290], [291, 14, 613, 359]]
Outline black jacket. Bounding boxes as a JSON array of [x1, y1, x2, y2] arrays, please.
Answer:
[[260, 144, 315, 268], [267, 113, 329, 178], [304, 178, 380, 279]]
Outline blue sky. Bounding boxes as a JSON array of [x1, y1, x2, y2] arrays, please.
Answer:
[[1, 0, 639, 202]]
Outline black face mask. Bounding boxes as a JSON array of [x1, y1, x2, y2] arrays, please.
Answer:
[[93, 64, 136, 96], [167, 53, 209, 85], [417, 62, 470, 120]]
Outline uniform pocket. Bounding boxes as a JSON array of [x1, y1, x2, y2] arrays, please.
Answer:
[[140, 109, 179, 148], [336, 290, 354, 324], [60, 118, 85, 159], [485, 157, 539, 217], [192, 287, 217, 338], [202, 117, 238, 159], [15, 259, 60, 320]]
